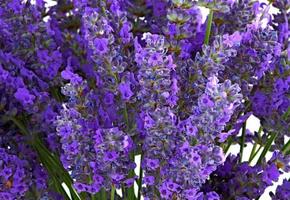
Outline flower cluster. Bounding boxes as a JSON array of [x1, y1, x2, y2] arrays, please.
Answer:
[[186, 76, 243, 142], [56, 81, 135, 193], [0, 148, 31, 200], [212, 0, 261, 34], [201, 155, 282, 200], [0, 0, 289, 199], [271, 179, 290, 200]]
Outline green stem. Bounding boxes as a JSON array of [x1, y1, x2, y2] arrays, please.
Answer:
[[100, 188, 107, 200], [123, 104, 135, 200], [50, 86, 64, 102], [204, 9, 214, 45], [249, 126, 263, 161], [282, 139, 290, 155], [10, 117, 30, 135], [249, 143, 257, 161], [127, 152, 136, 200], [89, 175, 97, 200], [224, 137, 233, 154], [239, 122, 247, 162], [249, 145, 263, 164], [122, 185, 126, 199], [111, 185, 115, 200], [282, 106, 290, 120], [137, 154, 143, 200], [257, 132, 277, 164], [124, 103, 130, 131], [35, 139, 81, 200]]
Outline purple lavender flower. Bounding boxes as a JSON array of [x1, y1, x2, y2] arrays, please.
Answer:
[[119, 82, 134, 101], [0, 148, 31, 200], [212, 0, 261, 35], [0, 0, 288, 199], [94, 38, 109, 55], [186, 76, 243, 141], [201, 155, 282, 199], [271, 179, 290, 200], [56, 81, 135, 192], [14, 88, 35, 107]]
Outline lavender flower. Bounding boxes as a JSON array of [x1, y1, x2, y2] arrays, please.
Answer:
[[0, 148, 31, 200], [56, 81, 135, 193], [0, 0, 288, 199], [271, 179, 290, 200], [201, 155, 281, 200], [185, 76, 243, 141]]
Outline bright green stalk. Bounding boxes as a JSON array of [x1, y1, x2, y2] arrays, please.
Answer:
[[248, 126, 262, 161], [224, 137, 233, 154], [249, 143, 258, 161], [249, 145, 263, 164], [282, 139, 290, 155], [257, 132, 278, 164], [111, 185, 115, 200], [100, 188, 107, 200], [204, 9, 214, 45]]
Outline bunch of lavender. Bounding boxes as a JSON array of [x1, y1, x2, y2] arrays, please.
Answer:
[[219, 26, 282, 96], [135, 33, 233, 199], [0, 0, 289, 199], [0, 0, 63, 115], [164, 0, 202, 58], [271, 0, 289, 47], [201, 155, 281, 200], [0, 148, 31, 200], [185, 75, 243, 142], [0, 131, 56, 200], [0, 1, 87, 199], [56, 79, 135, 194], [211, 0, 260, 35], [135, 33, 180, 199], [250, 73, 290, 150]]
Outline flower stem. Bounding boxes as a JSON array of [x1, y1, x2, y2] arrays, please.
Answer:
[[124, 103, 130, 131], [282, 139, 290, 155], [257, 132, 277, 164], [127, 153, 137, 200], [249, 145, 263, 164], [224, 137, 233, 154], [283, 106, 290, 120], [249, 126, 263, 161], [111, 185, 115, 200], [204, 9, 214, 45], [239, 122, 247, 162], [137, 153, 143, 200], [249, 143, 257, 161], [100, 188, 107, 200]]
